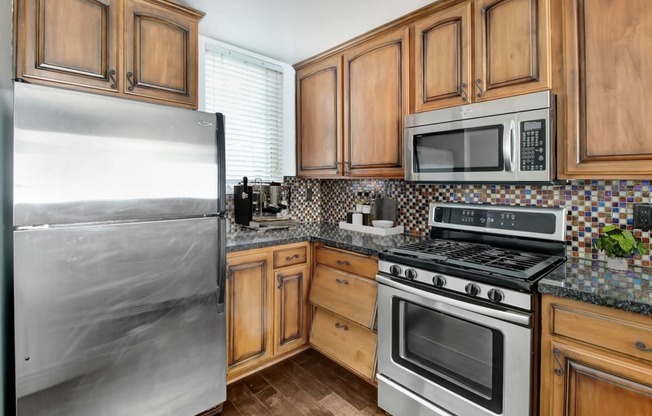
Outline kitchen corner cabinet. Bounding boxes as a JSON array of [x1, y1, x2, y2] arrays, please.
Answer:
[[559, 0, 652, 179], [295, 27, 407, 179], [540, 295, 652, 416], [413, 0, 551, 112], [225, 243, 311, 381], [308, 244, 378, 381], [14, 0, 202, 109]]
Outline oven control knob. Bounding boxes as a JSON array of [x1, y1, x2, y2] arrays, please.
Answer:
[[465, 283, 481, 297], [432, 275, 447, 288], [389, 265, 402, 276], [488, 288, 504, 303], [405, 269, 417, 280]]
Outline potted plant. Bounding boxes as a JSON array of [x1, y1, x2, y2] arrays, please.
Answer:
[[593, 224, 649, 270]]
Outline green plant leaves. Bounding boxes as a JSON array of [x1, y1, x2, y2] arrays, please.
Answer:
[[593, 225, 648, 258]]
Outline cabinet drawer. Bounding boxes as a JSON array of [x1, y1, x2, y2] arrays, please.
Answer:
[[310, 307, 377, 380], [273, 246, 307, 269], [552, 303, 652, 365], [309, 265, 377, 328], [315, 246, 377, 279]]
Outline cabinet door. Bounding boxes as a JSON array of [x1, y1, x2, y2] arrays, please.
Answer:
[[414, 1, 473, 112], [474, 0, 550, 101], [296, 55, 343, 178], [15, 0, 119, 92], [343, 26, 408, 178], [225, 252, 273, 378], [273, 264, 310, 356], [123, 0, 201, 108], [543, 342, 652, 416], [560, 0, 652, 178]]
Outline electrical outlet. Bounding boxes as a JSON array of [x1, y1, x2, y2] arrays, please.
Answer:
[[633, 203, 652, 231], [306, 187, 313, 201]]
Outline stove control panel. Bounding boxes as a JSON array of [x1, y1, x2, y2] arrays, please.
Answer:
[[377, 260, 533, 310], [431, 204, 561, 236]]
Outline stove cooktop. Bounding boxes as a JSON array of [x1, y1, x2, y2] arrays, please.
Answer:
[[379, 238, 566, 292]]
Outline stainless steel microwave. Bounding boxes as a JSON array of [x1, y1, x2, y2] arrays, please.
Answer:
[[405, 91, 555, 183]]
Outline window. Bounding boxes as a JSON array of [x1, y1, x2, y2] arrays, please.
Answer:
[[202, 41, 286, 185]]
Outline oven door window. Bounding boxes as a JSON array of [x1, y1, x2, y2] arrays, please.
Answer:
[[413, 125, 504, 172], [392, 299, 504, 413]]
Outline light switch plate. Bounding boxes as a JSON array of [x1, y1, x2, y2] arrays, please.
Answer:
[[633, 203, 652, 231]]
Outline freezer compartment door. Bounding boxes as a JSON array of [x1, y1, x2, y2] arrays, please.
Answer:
[[13, 82, 221, 227], [14, 218, 226, 416]]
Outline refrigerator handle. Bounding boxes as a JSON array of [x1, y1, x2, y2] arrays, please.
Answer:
[[216, 112, 227, 215], [217, 217, 227, 313]]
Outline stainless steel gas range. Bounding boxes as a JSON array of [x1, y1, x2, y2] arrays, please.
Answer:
[[376, 202, 567, 416]]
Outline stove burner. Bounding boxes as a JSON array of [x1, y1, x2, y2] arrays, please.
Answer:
[[388, 239, 561, 281]]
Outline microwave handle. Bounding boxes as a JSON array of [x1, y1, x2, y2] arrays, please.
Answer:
[[504, 120, 516, 172]]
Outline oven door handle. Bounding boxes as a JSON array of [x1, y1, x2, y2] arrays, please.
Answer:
[[376, 274, 531, 326], [503, 120, 516, 172]]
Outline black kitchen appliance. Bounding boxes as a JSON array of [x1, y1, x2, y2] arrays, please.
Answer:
[[234, 176, 253, 225]]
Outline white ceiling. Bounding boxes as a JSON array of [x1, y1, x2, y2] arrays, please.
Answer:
[[178, 0, 437, 65]]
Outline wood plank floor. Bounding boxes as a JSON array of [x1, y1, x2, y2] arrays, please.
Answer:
[[223, 349, 390, 416]]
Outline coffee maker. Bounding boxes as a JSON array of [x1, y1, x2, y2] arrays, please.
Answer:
[[234, 176, 253, 226]]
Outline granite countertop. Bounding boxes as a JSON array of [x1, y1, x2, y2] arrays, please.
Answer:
[[539, 258, 652, 316], [227, 222, 425, 257]]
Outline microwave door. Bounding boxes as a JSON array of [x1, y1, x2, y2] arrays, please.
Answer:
[[407, 115, 516, 182]]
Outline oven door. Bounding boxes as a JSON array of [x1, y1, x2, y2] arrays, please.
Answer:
[[376, 274, 533, 416]]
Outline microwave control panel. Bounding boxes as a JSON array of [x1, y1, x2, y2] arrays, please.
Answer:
[[520, 119, 546, 171]]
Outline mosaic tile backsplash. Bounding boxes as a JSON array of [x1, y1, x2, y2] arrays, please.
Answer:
[[282, 178, 652, 267]]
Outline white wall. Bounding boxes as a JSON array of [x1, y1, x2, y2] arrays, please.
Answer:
[[0, 0, 12, 414]]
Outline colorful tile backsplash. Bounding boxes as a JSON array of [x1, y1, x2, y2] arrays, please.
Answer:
[[283, 178, 652, 267]]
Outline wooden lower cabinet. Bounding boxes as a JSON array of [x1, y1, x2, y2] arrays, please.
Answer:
[[540, 295, 652, 416], [310, 307, 377, 380], [226, 243, 311, 381], [308, 244, 379, 382], [273, 264, 310, 356]]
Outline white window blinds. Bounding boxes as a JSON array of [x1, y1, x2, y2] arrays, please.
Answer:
[[204, 46, 284, 184]]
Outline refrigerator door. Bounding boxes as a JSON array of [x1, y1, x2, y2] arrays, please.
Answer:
[[14, 217, 226, 416], [13, 82, 221, 227]]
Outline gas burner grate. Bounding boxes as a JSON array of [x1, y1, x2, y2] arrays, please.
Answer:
[[390, 239, 555, 276]]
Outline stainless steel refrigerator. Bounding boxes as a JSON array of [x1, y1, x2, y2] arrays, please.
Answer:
[[12, 82, 227, 415]]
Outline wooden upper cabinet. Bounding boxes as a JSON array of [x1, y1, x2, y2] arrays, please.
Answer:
[[15, 0, 119, 92], [296, 55, 342, 177], [123, 0, 201, 108], [474, 0, 550, 101], [414, 1, 472, 112], [560, 0, 652, 178], [14, 0, 203, 108], [343, 27, 408, 178]]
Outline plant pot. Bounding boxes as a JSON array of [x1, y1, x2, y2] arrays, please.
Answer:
[[605, 257, 629, 271]]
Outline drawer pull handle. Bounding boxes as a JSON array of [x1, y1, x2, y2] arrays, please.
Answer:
[[636, 341, 652, 352], [126, 71, 135, 91], [335, 278, 349, 285], [553, 348, 564, 376], [335, 323, 349, 331], [285, 254, 300, 261], [336, 260, 350, 266], [277, 275, 283, 289]]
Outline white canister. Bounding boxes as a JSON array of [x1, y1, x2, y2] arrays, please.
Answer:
[[352, 212, 363, 225], [361, 204, 371, 214], [355, 204, 364, 212]]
